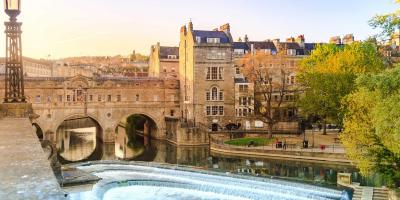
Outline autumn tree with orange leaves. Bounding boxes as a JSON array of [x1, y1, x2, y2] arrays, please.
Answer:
[[238, 52, 297, 138]]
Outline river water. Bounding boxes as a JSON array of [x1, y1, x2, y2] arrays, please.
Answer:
[[55, 118, 385, 188]]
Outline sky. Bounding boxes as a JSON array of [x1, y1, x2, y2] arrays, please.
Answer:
[[0, 0, 398, 59]]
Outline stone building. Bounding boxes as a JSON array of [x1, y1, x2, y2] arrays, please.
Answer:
[[149, 43, 179, 79], [52, 61, 96, 77], [232, 35, 317, 132], [0, 57, 53, 77], [179, 22, 236, 130]]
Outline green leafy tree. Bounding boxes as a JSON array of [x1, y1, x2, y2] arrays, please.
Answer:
[[369, 0, 400, 40], [298, 42, 385, 133], [341, 67, 400, 187], [125, 115, 146, 149]]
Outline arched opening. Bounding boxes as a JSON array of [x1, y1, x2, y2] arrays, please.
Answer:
[[32, 123, 43, 141], [212, 123, 219, 132], [55, 116, 103, 163], [115, 114, 158, 160]]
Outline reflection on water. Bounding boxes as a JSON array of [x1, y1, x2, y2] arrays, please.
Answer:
[[118, 136, 354, 186], [210, 153, 355, 187], [56, 117, 384, 187], [56, 118, 101, 162]]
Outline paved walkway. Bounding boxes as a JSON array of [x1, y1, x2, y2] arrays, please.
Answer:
[[210, 133, 349, 163], [0, 118, 64, 200]]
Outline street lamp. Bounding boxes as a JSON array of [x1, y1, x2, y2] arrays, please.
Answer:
[[4, 0, 25, 103], [4, 0, 21, 21]]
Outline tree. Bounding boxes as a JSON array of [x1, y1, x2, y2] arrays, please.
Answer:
[[239, 52, 296, 138], [369, 1, 400, 41], [341, 67, 400, 187], [297, 42, 385, 134], [125, 115, 146, 149]]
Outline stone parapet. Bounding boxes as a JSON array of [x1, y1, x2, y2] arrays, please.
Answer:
[[0, 102, 34, 118], [210, 142, 350, 164]]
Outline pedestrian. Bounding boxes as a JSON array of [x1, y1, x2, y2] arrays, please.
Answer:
[[282, 139, 286, 150]]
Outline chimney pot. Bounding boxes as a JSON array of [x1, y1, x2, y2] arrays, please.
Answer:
[[220, 23, 230, 33]]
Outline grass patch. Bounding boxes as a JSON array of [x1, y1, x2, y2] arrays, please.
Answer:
[[225, 137, 274, 147]]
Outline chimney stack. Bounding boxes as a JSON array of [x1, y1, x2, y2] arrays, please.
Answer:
[[188, 21, 193, 31], [343, 34, 354, 44], [220, 23, 232, 42], [286, 37, 295, 43], [329, 36, 342, 45], [296, 35, 305, 48], [180, 25, 187, 35], [244, 34, 249, 42], [273, 39, 280, 47], [220, 23, 230, 33]]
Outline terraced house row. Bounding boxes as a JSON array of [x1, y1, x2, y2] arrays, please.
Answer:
[[150, 22, 349, 133]]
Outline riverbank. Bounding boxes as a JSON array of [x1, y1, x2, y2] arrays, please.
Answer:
[[210, 137, 350, 164], [210, 130, 351, 164]]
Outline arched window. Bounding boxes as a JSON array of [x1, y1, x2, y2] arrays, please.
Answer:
[[211, 87, 218, 100], [207, 86, 223, 101]]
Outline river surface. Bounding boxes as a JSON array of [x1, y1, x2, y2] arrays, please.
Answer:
[[55, 118, 385, 188]]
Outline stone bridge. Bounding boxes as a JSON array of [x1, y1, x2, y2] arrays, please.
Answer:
[[0, 75, 182, 144]]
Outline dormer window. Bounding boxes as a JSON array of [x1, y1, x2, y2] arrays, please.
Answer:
[[207, 38, 220, 44], [234, 49, 245, 55], [196, 36, 201, 43], [167, 55, 177, 59], [287, 49, 297, 56]]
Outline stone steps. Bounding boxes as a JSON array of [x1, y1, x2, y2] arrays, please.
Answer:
[[373, 188, 389, 200], [352, 186, 389, 200]]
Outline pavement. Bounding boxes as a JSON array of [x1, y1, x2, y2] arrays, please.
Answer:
[[0, 118, 65, 200]]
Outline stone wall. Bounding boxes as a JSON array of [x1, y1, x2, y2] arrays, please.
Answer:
[[0, 76, 181, 144], [389, 190, 400, 200]]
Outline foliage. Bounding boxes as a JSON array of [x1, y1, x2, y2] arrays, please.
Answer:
[[225, 137, 274, 146], [125, 115, 146, 149], [130, 53, 149, 62], [369, 0, 400, 40], [341, 67, 400, 187], [297, 42, 386, 130]]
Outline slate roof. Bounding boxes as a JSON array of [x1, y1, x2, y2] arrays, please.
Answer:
[[248, 41, 277, 50], [234, 78, 248, 83], [193, 30, 230, 43], [159, 46, 179, 59], [280, 42, 301, 50], [304, 43, 319, 52], [233, 42, 249, 50]]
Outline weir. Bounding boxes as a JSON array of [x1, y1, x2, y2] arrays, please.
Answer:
[[68, 162, 349, 200]]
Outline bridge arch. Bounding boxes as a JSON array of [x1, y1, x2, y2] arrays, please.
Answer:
[[114, 112, 160, 159], [55, 115, 104, 163], [115, 111, 164, 138], [55, 113, 105, 134], [116, 113, 159, 138]]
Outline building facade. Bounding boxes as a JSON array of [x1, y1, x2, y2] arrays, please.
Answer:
[[179, 22, 236, 130], [0, 57, 53, 77], [149, 43, 179, 79], [232, 35, 317, 132]]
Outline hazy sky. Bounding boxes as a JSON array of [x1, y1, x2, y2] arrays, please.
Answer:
[[0, 0, 398, 59]]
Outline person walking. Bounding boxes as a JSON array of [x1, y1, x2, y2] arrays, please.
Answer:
[[282, 139, 287, 150]]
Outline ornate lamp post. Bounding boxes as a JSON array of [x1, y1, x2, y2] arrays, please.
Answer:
[[4, 0, 25, 103], [1, 0, 33, 118]]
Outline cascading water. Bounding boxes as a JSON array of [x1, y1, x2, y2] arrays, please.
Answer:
[[68, 163, 350, 200]]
